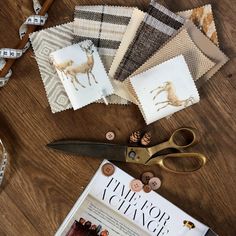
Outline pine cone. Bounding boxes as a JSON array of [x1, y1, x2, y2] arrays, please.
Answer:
[[129, 131, 141, 143], [141, 132, 152, 146]]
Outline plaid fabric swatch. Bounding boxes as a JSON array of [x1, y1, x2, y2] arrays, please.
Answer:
[[114, 0, 185, 81], [73, 5, 134, 71]]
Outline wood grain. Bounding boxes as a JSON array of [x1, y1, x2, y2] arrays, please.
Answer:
[[0, 0, 236, 235]]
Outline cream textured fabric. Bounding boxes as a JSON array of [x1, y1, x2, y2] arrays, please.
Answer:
[[132, 28, 215, 79], [113, 27, 216, 104]]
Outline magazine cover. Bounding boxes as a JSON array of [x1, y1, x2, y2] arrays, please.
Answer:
[[55, 160, 217, 236]]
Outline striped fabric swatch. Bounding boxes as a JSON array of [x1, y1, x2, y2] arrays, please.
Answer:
[[73, 5, 134, 71], [114, 0, 185, 81]]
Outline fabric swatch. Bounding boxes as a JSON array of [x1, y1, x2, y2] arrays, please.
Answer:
[[109, 9, 145, 78], [30, 23, 127, 114], [113, 0, 185, 81], [50, 41, 114, 110], [130, 55, 200, 124], [178, 4, 219, 46], [73, 5, 134, 71], [132, 28, 215, 80], [30, 23, 74, 113], [113, 27, 215, 104], [183, 20, 228, 87]]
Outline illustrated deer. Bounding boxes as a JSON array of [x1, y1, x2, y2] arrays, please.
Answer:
[[63, 42, 98, 90], [52, 59, 74, 81], [53, 60, 74, 72], [150, 81, 195, 112]]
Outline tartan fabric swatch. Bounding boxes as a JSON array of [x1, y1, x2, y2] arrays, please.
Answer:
[[113, 0, 185, 81], [73, 5, 134, 71]]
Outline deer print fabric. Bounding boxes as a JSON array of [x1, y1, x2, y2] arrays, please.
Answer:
[[50, 41, 114, 110], [177, 4, 219, 46], [130, 55, 200, 125]]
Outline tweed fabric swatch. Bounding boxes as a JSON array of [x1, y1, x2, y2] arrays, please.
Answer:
[[73, 5, 134, 71], [113, 28, 216, 104], [178, 4, 219, 46], [113, 20, 228, 104], [30, 23, 127, 113], [109, 9, 145, 78], [113, 0, 185, 81], [132, 29, 215, 80]]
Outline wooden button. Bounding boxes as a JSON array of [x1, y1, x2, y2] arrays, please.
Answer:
[[149, 177, 161, 190], [106, 131, 115, 141], [141, 171, 155, 184], [143, 184, 152, 193], [130, 179, 143, 192], [102, 163, 115, 176]]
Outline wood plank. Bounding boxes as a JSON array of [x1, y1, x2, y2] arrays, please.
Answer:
[[0, 0, 235, 235]]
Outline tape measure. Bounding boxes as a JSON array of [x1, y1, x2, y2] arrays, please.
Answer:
[[0, 0, 48, 87], [0, 139, 8, 186]]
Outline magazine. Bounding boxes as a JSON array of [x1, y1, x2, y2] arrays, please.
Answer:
[[55, 160, 217, 236]]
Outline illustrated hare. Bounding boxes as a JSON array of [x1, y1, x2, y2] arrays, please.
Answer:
[[150, 81, 195, 112]]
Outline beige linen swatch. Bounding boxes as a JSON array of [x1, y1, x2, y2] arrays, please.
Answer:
[[113, 27, 215, 104], [183, 20, 228, 87]]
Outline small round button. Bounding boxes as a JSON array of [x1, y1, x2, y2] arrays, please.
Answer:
[[143, 184, 152, 193], [130, 179, 143, 192], [141, 171, 155, 185], [106, 131, 115, 141], [128, 151, 136, 159], [102, 163, 115, 176], [148, 177, 161, 190]]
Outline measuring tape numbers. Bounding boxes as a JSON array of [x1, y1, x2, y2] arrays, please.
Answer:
[[0, 0, 48, 87]]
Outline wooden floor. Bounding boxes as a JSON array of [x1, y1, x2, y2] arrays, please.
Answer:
[[0, 0, 235, 235]]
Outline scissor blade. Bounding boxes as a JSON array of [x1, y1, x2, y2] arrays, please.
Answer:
[[47, 140, 127, 162]]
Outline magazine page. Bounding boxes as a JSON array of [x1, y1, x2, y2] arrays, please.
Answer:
[[61, 194, 149, 236], [55, 160, 210, 236]]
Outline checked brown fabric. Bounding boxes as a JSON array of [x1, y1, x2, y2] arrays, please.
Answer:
[[114, 0, 185, 81], [73, 5, 134, 71]]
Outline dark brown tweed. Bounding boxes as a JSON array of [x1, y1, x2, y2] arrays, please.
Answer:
[[114, 0, 185, 81]]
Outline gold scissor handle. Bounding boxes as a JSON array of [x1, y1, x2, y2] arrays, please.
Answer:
[[147, 127, 198, 157], [169, 127, 198, 148], [146, 153, 207, 174]]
